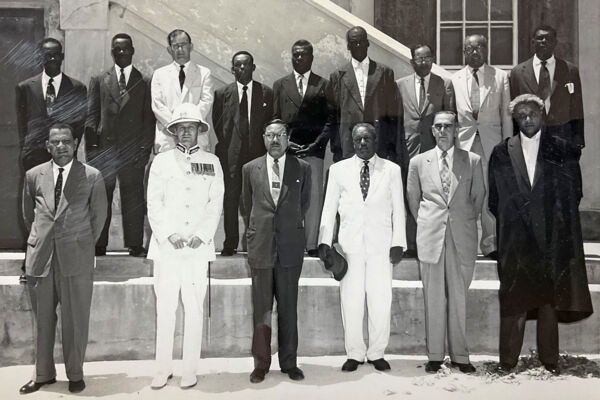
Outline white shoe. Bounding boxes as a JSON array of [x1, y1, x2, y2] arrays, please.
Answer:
[[180, 374, 197, 389], [151, 373, 172, 389]]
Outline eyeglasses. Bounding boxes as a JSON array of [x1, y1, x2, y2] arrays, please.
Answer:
[[433, 123, 455, 131], [264, 133, 288, 141], [170, 42, 190, 51], [413, 56, 433, 64], [464, 45, 486, 55]]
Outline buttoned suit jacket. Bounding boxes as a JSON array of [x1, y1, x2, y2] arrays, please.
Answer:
[[85, 66, 155, 163], [396, 73, 456, 158], [319, 155, 407, 257], [406, 148, 485, 265], [212, 81, 273, 174], [273, 72, 329, 159], [16, 73, 87, 167], [451, 64, 512, 161], [241, 154, 311, 268], [151, 62, 214, 152], [22, 160, 107, 277]]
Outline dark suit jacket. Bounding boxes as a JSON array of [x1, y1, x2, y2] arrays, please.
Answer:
[[273, 72, 329, 159], [22, 160, 107, 277], [510, 57, 584, 150], [212, 81, 274, 174], [241, 154, 311, 268], [84, 66, 155, 163], [16, 73, 87, 165], [326, 60, 400, 163]]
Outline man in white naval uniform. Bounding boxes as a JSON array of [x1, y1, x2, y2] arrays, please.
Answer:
[[147, 103, 224, 389]]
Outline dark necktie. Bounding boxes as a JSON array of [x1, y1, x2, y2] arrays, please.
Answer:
[[239, 85, 250, 151], [470, 68, 480, 120], [538, 60, 551, 101], [360, 160, 370, 200], [272, 158, 281, 204], [298, 75, 304, 98], [440, 151, 450, 199], [418, 77, 426, 111], [46, 77, 56, 113], [119, 67, 127, 95], [55, 167, 64, 209], [179, 65, 185, 90]]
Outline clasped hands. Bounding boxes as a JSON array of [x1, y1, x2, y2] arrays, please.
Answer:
[[318, 244, 404, 266], [168, 233, 204, 249], [288, 141, 318, 158]]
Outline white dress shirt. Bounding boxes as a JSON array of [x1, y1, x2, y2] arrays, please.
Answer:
[[266, 152, 286, 185], [467, 65, 483, 104], [414, 73, 431, 105], [520, 130, 541, 186], [114, 64, 133, 86], [52, 159, 73, 189], [352, 56, 370, 106], [435, 145, 454, 173], [294, 70, 310, 97], [533, 54, 556, 112], [236, 80, 253, 125], [42, 70, 62, 98]]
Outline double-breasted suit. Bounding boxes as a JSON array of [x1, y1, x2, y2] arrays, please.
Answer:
[[241, 154, 311, 372], [16, 73, 87, 171], [406, 147, 485, 363], [22, 160, 107, 382], [85, 66, 155, 250], [213, 80, 273, 251]]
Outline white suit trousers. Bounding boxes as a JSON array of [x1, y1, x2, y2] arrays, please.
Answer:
[[340, 252, 392, 361], [154, 255, 208, 376]]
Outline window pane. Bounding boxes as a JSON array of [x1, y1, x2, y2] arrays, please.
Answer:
[[441, 0, 462, 21], [491, 0, 512, 20], [440, 27, 463, 65], [490, 27, 513, 65], [466, 0, 488, 21]]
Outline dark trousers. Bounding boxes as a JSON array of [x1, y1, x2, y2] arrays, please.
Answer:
[[223, 169, 243, 250], [250, 264, 302, 371], [27, 256, 93, 382], [499, 303, 559, 367], [89, 152, 146, 248]]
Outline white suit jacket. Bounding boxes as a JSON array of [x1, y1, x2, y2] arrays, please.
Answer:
[[151, 62, 214, 153], [147, 146, 224, 262], [319, 155, 406, 256], [451, 64, 512, 161]]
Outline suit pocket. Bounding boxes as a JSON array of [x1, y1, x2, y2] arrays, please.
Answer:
[[27, 236, 38, 247]]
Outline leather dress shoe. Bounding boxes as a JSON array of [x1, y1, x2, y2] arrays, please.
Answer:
[[151, 373, 173, 389], [425, 361, 443, 373], [282, 367, 304, 381], [306, 249, 319, 257], [128, 246, 147, 257], [68, 379, 86, 393], [180, 374, 197, 389], [451, 361, 476, 373], [543, 363, 560, 375], [403, 249, 418, 258], [341, 359, 364, 372], [220, 247, 237, 256], [19, 378, 56, 394], [495, 362, 515, 375], [368, 358, 391, 371], [95, 246, 106, 256], [250, 368, 267, 383]]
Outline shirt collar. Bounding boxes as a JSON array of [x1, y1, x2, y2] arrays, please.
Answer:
[[354, 154, 376, 167], [533, 54, 555, 67], [415, 73, 430, 84], [467, 64, 485, 74], [520, 130, 542, 143], [176, 143, 201, 155], [42, 70, 62, 86], [267, 152, 286, 165], [294, 70, 311, 81], [114, 64, 132, 76], [173, 60, 191, 70], [237, 80, 252, 91], [52, 159, 73, 175], [436, 145, 454, 159], [352, 56, 370, 69]]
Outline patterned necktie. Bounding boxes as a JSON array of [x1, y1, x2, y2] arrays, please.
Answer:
[[46, 77, 56, 113], [179, 64, 185, 90], [55, 167, 64, 209], [355, 64, 365, 106], [470, 68, 480, 120], [538, 60, 551, 101], [119, 67, 127, 95], [360, 160, 370, 200], [298, 75, 304, 98], [271, 158, 281, 204], [239, 85, 250, 150], [440, 151, 450, 199], [418, 77, 426, 111]]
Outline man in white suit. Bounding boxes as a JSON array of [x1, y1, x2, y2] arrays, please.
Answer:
[[151, 29, 214, 153], [147, 103, 224, 389], [319, 123, 406, 372], [451, 34, 511, 259], [406, 111, 485, 374]]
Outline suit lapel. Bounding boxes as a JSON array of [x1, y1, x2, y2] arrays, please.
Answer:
[[550, 58, 568, 98], [341, 64, 363, 111], [364, 60, 381, 108], [448, 149, 466, 203], [421, 74, 437, 114], [284, 73, 302, 108], [121, 67, 142, 108], [250, 81, 263, 134], [278, 156, 295, 207], [479, 64, 492, 107], [458, 67, 473, 113], [522, 58, 539, 94], [425, 150, 445, 201], [56, 74, 73, 99], [224, 83, 240, 136], [303, 72, 321, 103], [366, 155, 384, 199], [55, 160, 82, 218], [32, 74, 46, 112], [404, 76, 420, 114], [40, 162, 55, 213], [106, 68, 122, 104], [259, 156, 276, 209], [508, 135, 531, 191], [180, 62, 196, 99]]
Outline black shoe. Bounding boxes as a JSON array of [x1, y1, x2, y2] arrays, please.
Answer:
[[543, 363, 560, 375], [403, 249, 418, 258], [68, 379, 85, 393], [451, 361, 476, 374], [495, 362, 515, 375], [250, 368, 267, 383], [128, 246, 147, 257], [484, 251, 498, 260], [282, 367, 304, 381], [220, 247, 237, 256], [19, 378, 56, 394], [425, 361, 443, 373], [307, 249, 319, 257], [95, 246, 106, 256], [19, 274, 27, 285], [341, 359, 364, 372], [368, 358, 391, 371]]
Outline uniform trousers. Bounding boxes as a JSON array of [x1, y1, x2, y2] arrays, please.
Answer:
[[303, 156, 324, 251], [340, 252, 392, 361], [419, 225, 474, 364], [27, 254, 93, 382], [154, 255, 208, 376], [470, 134, 496, 255]]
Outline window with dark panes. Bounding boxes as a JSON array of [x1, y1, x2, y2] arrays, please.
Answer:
[[437, 0, 516, 69]]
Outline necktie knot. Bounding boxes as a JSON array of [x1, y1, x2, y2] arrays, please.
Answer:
[[58, 167, 64, 174], [243, 85, 248, 92], [273, 158, 278, 165], [120, 67, 125, 75], [363, 160, 369, 167], [442, 151, 447, 158], [541, 60, 547, 67], [49, 77, 54, 84], [179, 65, 185, 71]]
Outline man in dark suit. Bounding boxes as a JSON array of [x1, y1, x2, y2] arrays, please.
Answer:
[[327, 26, 402, 166], [213, 51, 273, 256], [396, 44, 455, 256], [509, 24, 585, 198], [85, 33, 155, 257], [241, 120, 311, 383], [273, 39, 329, 257], [19, 123, 107, 394], [488, 94, 592, 375]]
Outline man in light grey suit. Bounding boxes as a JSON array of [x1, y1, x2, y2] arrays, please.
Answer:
[[20, 123, 107, 395], [406, 111, 485, 374]]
